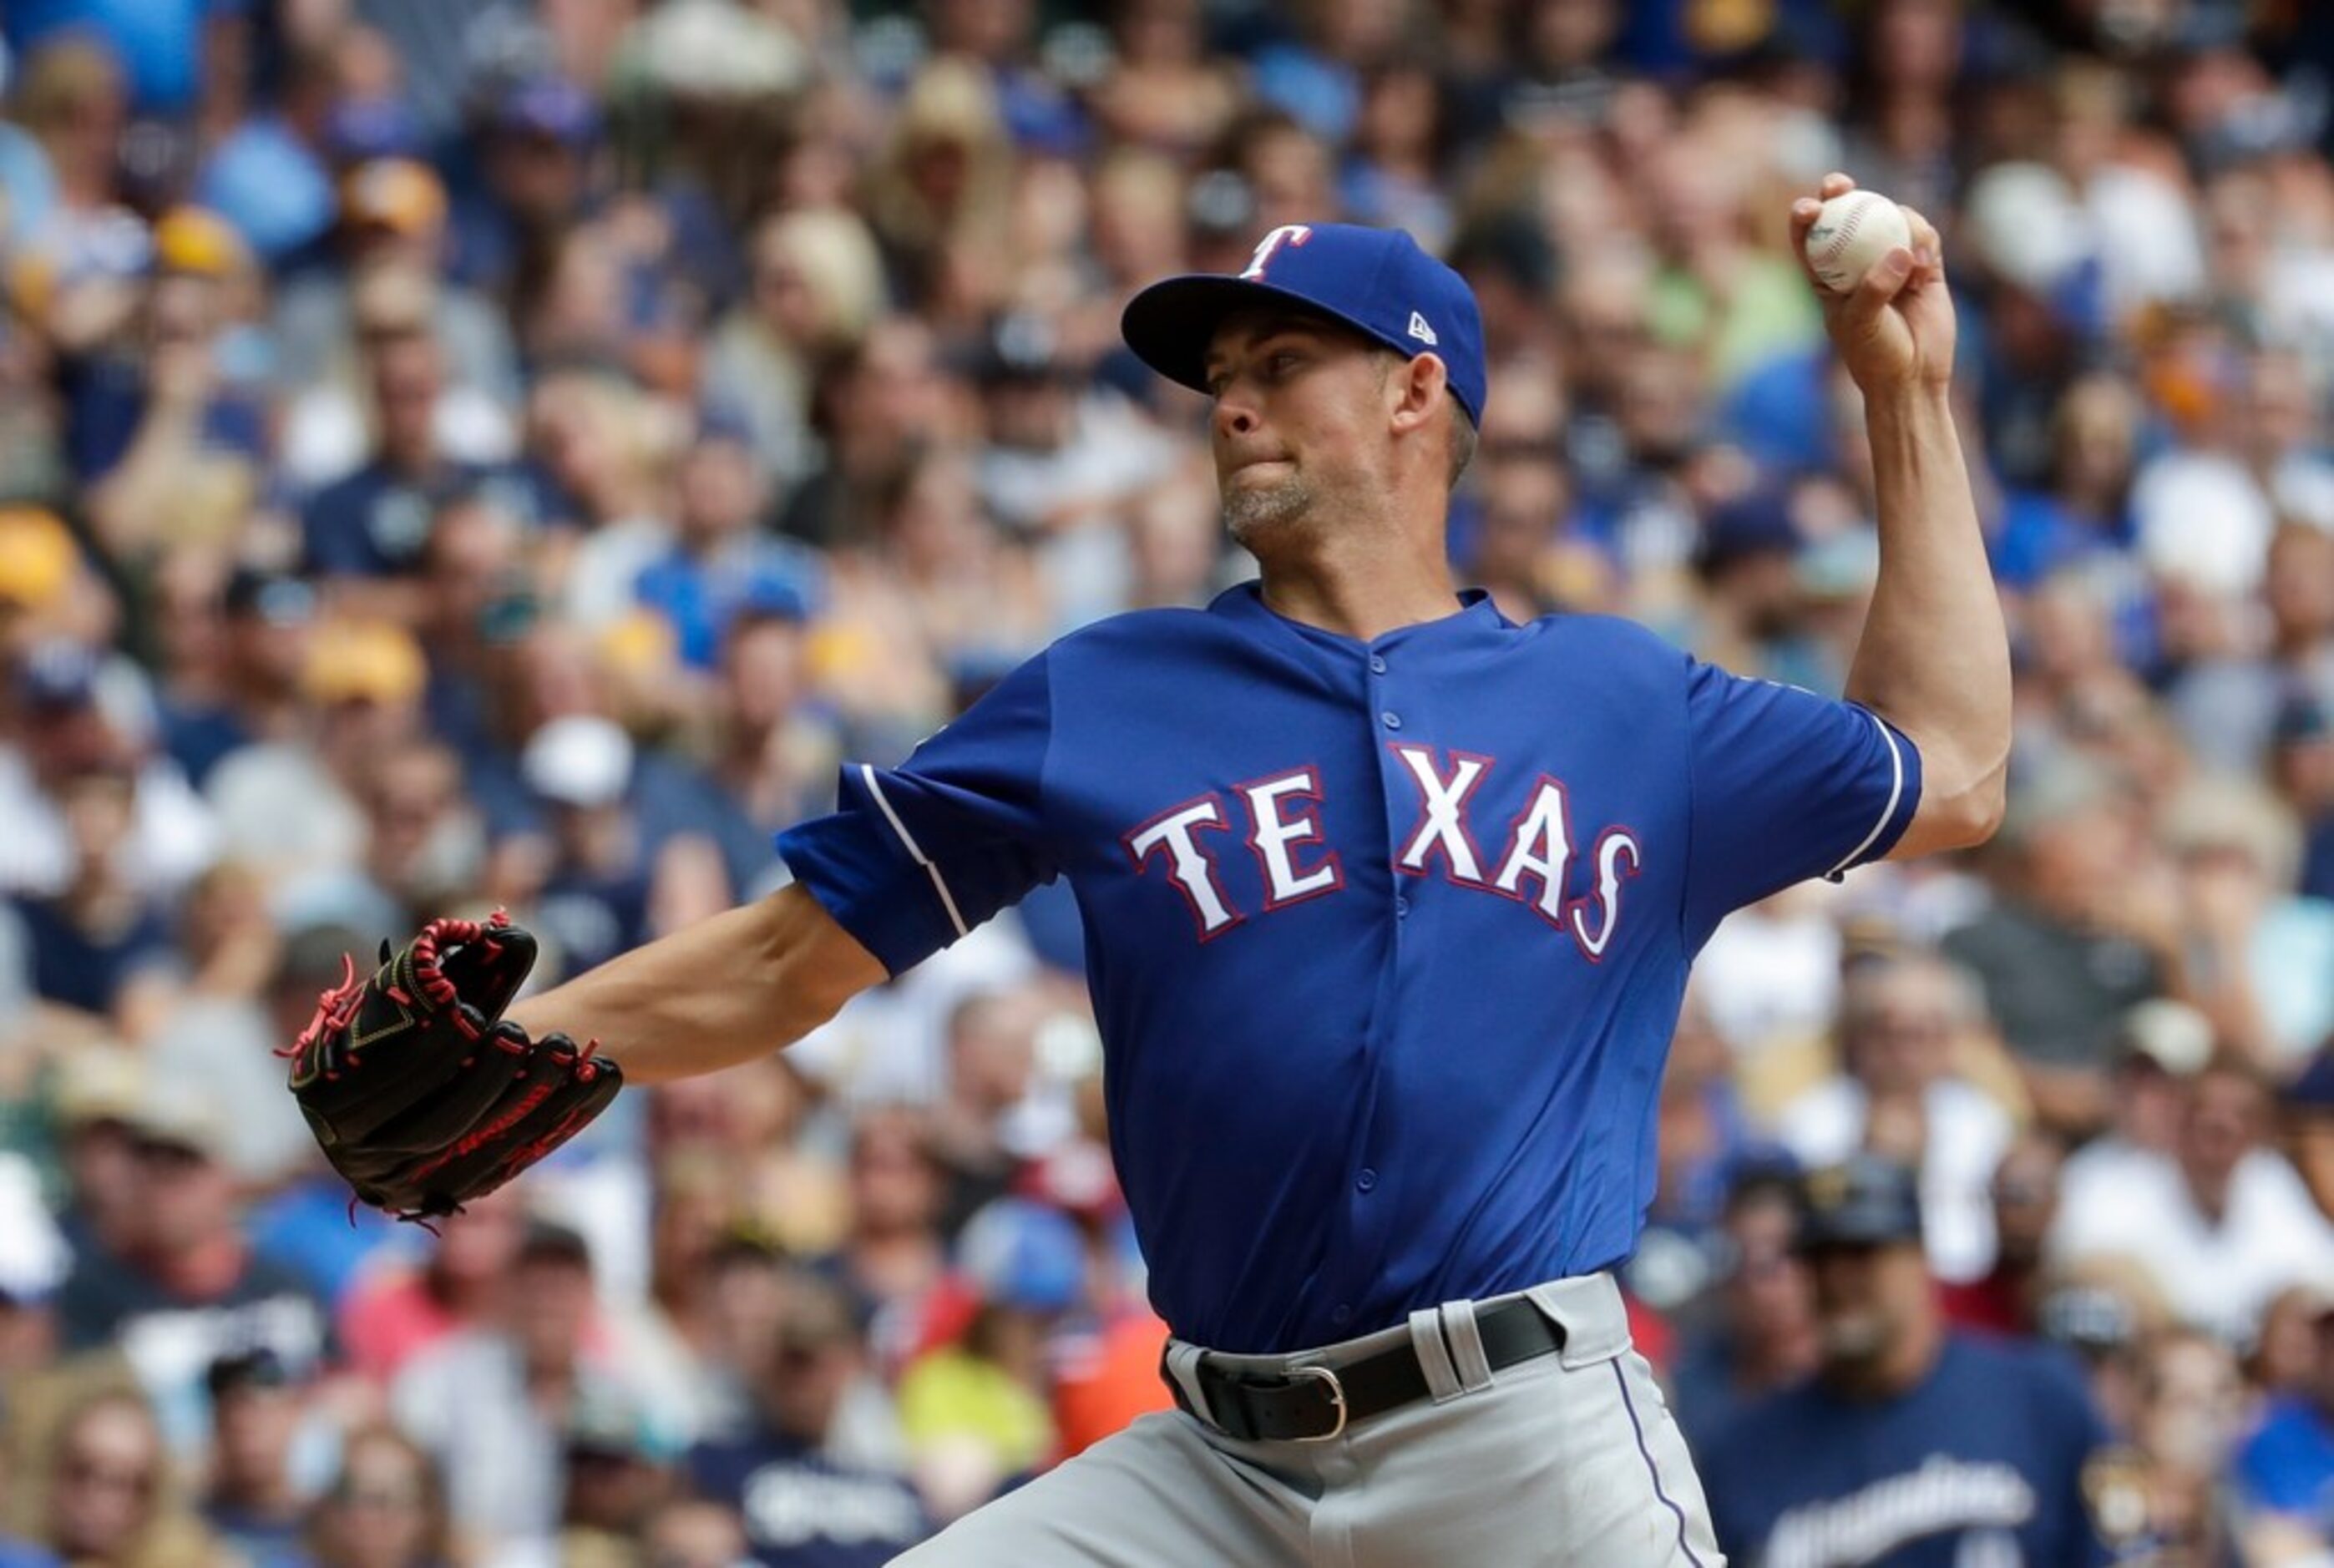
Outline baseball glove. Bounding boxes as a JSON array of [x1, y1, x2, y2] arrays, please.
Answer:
[[282, 912, 621, 1220]]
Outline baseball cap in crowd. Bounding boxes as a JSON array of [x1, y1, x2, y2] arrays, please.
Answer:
[[205, 1347, 300, 1399], [1793, 1155, 1923, 1253], [322, 98, 426, 164], [0, 506, 77, 612], [48, 1044, 144, 1135], [969, 311, 1067, 385], [2115, 999, 2213, 1079], [955, 1197, 1086, 1314], [522, 715, 635, 810], [565, 1385, 676, 1464], [1121, 222, 1488, 427], [301, 620, 425, 706], [342, 159, 448, 238], [1695, 488, 1802, 577], [125, 1077, 235, 1166], [497, 76, 600, 144], [223, 566, 316, 628], [150, 205, 249, 280], [13, 638, 101, 711], [517, 1216, 595, 1270]]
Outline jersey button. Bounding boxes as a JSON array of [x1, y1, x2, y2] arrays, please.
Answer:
[[1331, 1304, 1353, 1327], [1380, 711, 1401, 731], [1395, 897, 1410, 918], [1369, 655, 1388, 675], [1356, 1168, 1378, 1193]]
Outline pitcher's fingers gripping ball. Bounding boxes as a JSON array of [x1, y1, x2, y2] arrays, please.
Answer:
[[282, 911, 622, 1220], [1803, 189, 1914, 294]]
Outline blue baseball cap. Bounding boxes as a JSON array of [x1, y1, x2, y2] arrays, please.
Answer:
[[1793, 1154, 1924, 1253], [955, 1197, 1086, 1314], [1121, 222, 1487, 427]]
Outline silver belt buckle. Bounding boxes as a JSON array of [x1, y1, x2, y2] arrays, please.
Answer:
[[1288, 1364, 1348, 1442]]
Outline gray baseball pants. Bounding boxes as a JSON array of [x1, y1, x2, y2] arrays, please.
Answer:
[[888, 1272, 1725, 1566]]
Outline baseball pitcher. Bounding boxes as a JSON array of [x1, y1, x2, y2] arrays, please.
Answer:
[[286, 175, 2009, 1565]]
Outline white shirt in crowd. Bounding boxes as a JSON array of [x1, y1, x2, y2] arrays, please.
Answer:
[[1775, 1075, 2016, 1285], [2049, 1146, 2334, 1343]]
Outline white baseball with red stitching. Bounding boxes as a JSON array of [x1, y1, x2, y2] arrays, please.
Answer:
[[1805, 190, 1913, 294]]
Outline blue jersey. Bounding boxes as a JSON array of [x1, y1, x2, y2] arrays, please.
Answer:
[[777, 584, 1917, 1352], [1698, 1334, 2118, 1567]]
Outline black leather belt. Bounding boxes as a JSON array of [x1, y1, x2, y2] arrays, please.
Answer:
[[1165, 1297, 1566, 1443]]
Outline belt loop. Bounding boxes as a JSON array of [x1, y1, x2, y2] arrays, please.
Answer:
[[1439, 1300, 1494, 1393], [1162, 1340, 1218, 1427], [1407, 1308, 1463, 1402]]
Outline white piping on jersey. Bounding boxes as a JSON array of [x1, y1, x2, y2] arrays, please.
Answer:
[[862, 765, 970, 938], [1824, 711, 1905, 881]]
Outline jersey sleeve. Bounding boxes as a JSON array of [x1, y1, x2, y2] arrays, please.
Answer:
[[1681, 657, 1921, 943], [776, 652, 1056, 976]]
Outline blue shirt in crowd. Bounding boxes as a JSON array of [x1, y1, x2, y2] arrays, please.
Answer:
[[686, 1430, 929, 1568], [1699, 1333, 2117, 1567]]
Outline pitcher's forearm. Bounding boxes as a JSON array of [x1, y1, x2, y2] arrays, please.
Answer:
[[505, 886, 884, 1085], [1845, 386, 2011, 837]]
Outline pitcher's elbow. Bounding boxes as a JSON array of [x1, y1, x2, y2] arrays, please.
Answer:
[[1941, 754, 2009, 848]]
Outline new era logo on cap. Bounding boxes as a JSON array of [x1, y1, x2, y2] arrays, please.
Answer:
[[1120, 222, 1487, 427]]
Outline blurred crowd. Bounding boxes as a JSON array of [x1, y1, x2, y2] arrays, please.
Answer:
[[0, 0, 2332, 1563]]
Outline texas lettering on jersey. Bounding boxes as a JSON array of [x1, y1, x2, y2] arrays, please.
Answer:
[[1122, 743, 1643, 959]]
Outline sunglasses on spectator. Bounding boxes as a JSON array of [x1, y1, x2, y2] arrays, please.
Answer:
[[130, 1137, 210, 1171], [332, 1483, 424, 1511], [60, 1454, 155, 1498]]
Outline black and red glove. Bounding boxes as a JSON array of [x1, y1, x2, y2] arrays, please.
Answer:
[[283, 912, 621, 1219]]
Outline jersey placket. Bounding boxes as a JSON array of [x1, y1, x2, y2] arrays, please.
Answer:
[[1318, 633, 1424, 1335]]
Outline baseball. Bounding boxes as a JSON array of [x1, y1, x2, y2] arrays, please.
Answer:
[[1805, 190, 1914, 293]]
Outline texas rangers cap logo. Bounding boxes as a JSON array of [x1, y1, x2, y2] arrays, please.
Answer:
[[1241, 225, 1313, 281]]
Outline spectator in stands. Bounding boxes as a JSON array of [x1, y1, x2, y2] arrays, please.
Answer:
[[274, 158, 518, 430], [53, 1079, 330, 1404], [1700, 1156, 2125, 1564], [296, 261, 518, 594], [831, 1109, 951, 1375], [337, 1184, 524, 1385], [1666, 1163, 1820, 1451], [1774, 948, 2017, 1284], [685, 1268, 930, 1566], [2058, 999, 2216, 1206], [157, 565, 316, 791], [1939, 1130, 2065, 1336], [33, 1386, 239, 1568], [1944, 755, 2171, 1137], [631, 410, 821, 674], [306, 1424, 452, 1568], [2131, 1328, 2250, 1564], [898, 1197, 1084, 1520], [2157, 772, 2334, 1073], [2053, 1055, 2334, 1342], [199, 1348, 312, 1565]]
